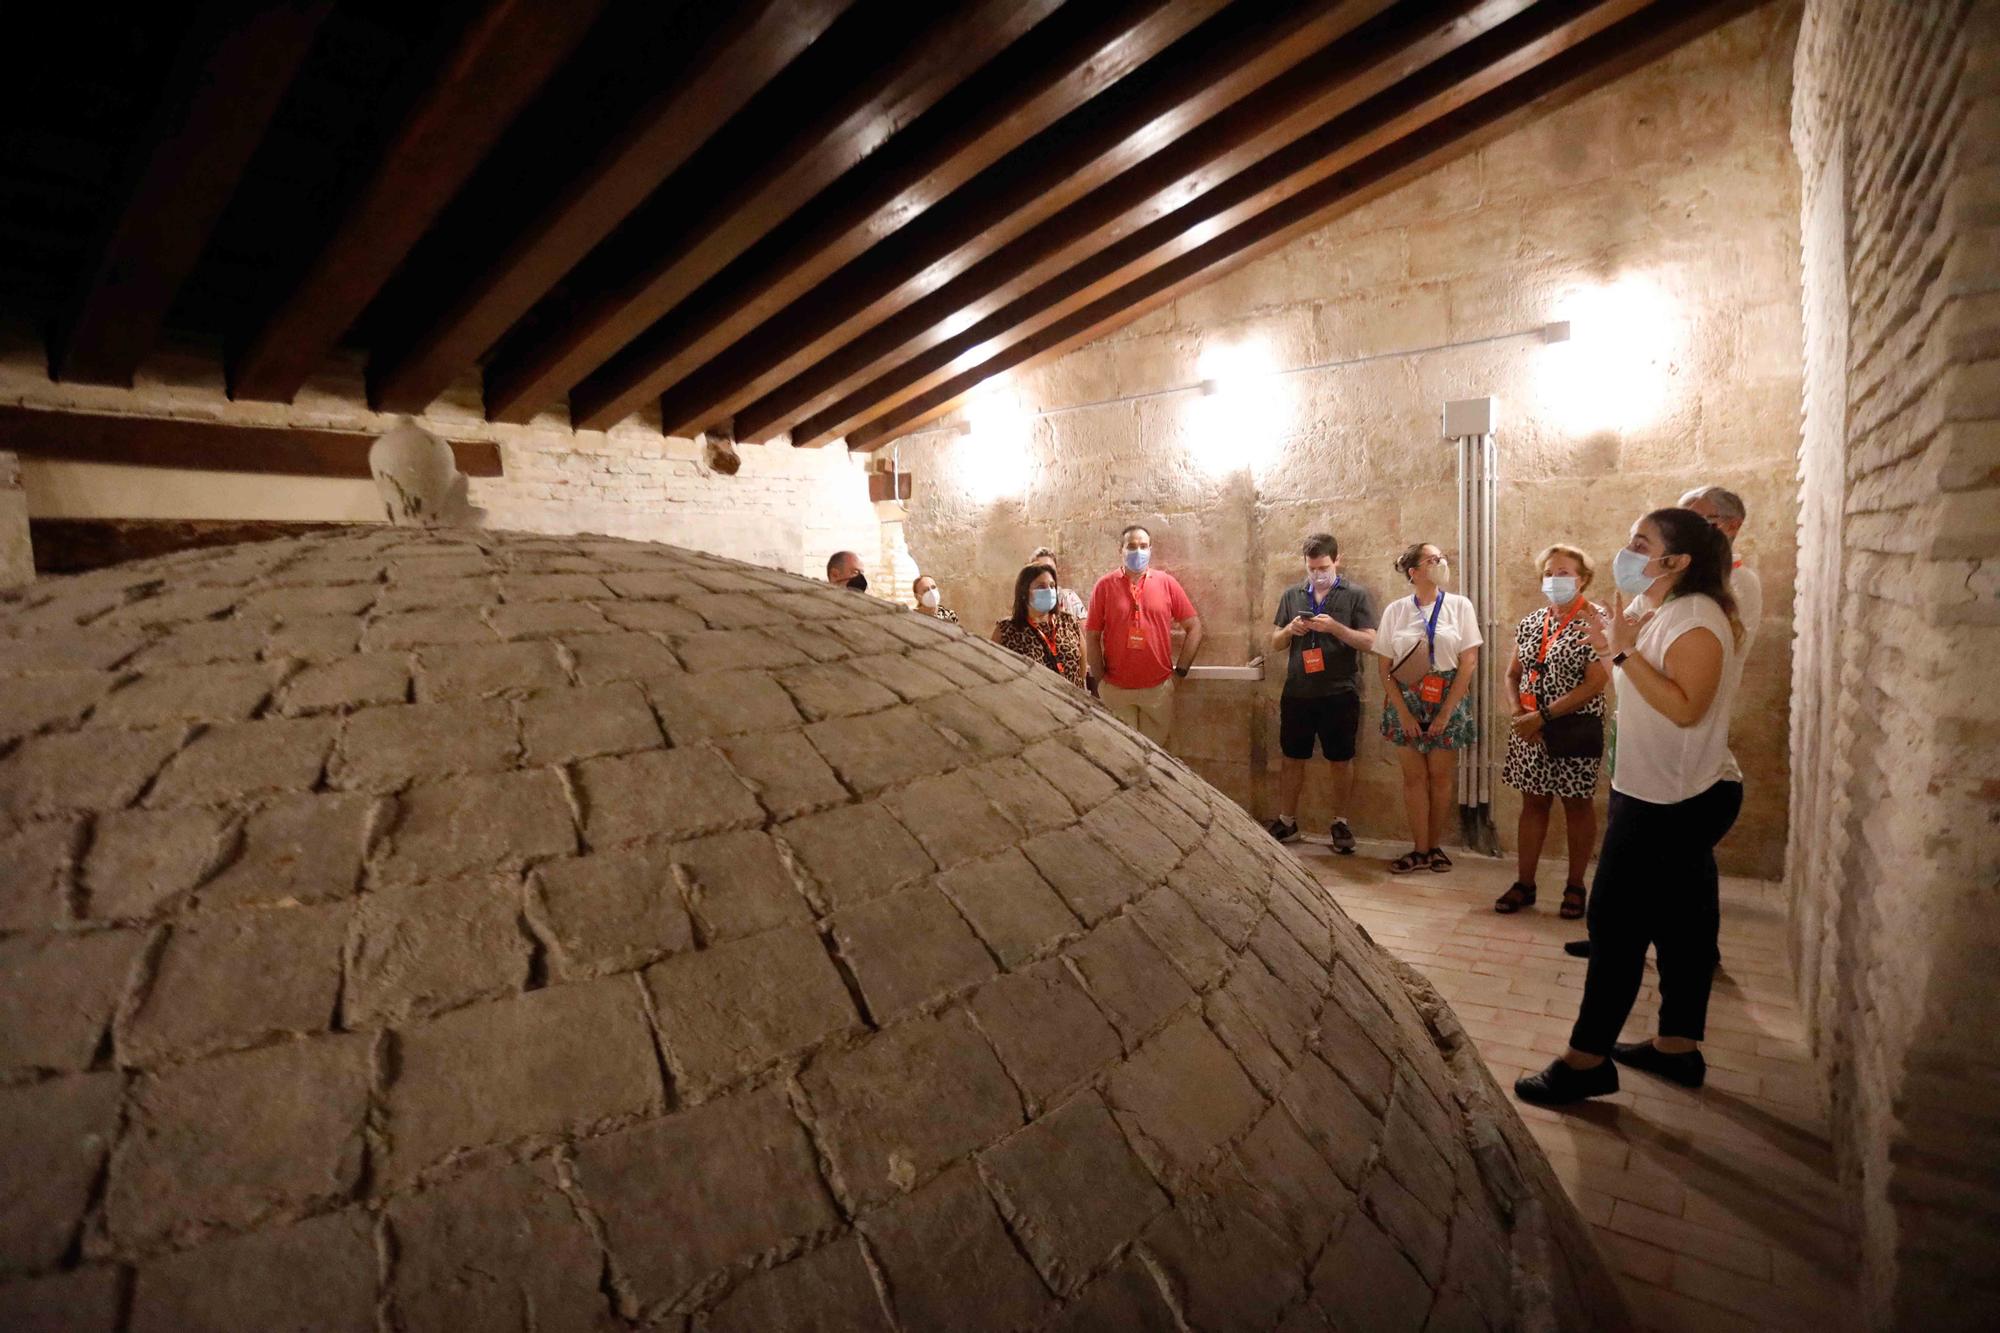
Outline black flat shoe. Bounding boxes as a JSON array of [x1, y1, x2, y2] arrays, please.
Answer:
[[1563, 939, 1592, 958], [1266, 817, 1299, 843], [1611, 1041, 1706, 1089], [1514, 1058, 1619, 1106]]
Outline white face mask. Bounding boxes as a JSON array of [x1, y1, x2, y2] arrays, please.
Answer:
[[919, 587, 941, 608], [1430, 560, 1451, 589], [1307, 567, 1336, 590]]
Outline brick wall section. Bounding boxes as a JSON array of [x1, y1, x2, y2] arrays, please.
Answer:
[[0, 528, 1629, 1330], [1790, 0, 2000, 1324], [0, 334, 882, 583], [899, 8, 1803, 877]]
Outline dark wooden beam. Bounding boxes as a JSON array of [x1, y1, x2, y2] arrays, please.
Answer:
[[566, 0, 1258, 432], [0, 406, 503, 479], [807, 0, 1635, 446], [51, 2, 330, 387], [365, 0, 856, 415], [480, 0, 1057, 427], [843, 0, 1768, 450], [627, 0, 1406, 439], [229, 0, 606, 405], [742, 0, 1526, 443]]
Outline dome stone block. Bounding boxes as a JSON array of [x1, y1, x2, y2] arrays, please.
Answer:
[[0, 528, 1629, 1330]]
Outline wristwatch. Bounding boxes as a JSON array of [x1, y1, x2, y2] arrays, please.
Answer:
[[1174, 665, 1189, 678], [1610, 651, 1629, 667]]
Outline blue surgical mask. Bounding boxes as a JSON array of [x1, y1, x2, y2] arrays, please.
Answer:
[[1123, 548, 1150, 574], [1030, 587, 1058, 613], [1611, 548, 1656, 595], [1542, 575, 1580, 605]]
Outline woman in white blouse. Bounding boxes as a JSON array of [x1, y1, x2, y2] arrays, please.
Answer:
[[1374, 543, 1482, 874], [1515, 509, 1744, 1107]]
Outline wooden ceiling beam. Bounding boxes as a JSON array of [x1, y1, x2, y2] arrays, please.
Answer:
[[0, 405, 502, 479], [625, 0, 1398, 439], [51, 3, 330, 388], [568, 0, 1312, 434], [479, 0, 1056, 427], [742, 0, 1529, 444], [843, 0, 1767, 451], [365, 0, 856, 415], [228, 0, 606, 405]]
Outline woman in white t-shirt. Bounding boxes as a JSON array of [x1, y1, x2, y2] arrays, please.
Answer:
[[1374, 543, 1482, 875], [1516, 509, 1744, 1107]]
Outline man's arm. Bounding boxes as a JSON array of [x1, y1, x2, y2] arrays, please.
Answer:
[[1174, 615, 1204, 673], [1085, 630, 1105, 687]]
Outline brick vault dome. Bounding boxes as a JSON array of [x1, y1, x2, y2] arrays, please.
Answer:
[[0, 528, 1624, 1332]]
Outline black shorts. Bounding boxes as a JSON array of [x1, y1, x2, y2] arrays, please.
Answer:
[[1280, 691, 1360, 762]]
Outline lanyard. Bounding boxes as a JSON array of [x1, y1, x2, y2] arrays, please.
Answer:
[[1032, 619, 1062, 667], [1538, 598, 1587, 668], [1305, 576, 1339, 618], [1126, 571, 1148, 614], [1415, 591, 1444, 666]]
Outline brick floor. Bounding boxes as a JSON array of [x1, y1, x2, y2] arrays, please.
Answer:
[[1294, 839, 1858, 1333]]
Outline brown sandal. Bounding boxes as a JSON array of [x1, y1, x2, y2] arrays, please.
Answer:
[[1559, 884, 1587, 919], [1494, 882, 1537, 914]]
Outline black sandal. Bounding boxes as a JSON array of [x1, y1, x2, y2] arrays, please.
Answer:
[[1388, 849, 1429, 875], [1559, 884, 1586, 919], [1427, 848, 1453, 873], [1494, 882, 1536, 914]]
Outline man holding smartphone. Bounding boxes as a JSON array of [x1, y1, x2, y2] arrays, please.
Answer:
[[1267, 532, 1376, 852]]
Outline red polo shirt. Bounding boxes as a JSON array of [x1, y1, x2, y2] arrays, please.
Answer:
[[1086, 569, 1196, 689]]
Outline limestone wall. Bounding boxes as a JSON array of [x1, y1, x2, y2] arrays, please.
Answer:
[[1789, 0, 2000, 1323], [0, 330, 883, 585], [899, 7, 1803, 878]]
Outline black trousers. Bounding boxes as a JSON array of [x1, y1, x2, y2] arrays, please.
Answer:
[[1568, 779, 1744, 1055]]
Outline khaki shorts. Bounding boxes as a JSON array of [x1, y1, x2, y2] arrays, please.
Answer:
[[1099, 677, 1175, 746]]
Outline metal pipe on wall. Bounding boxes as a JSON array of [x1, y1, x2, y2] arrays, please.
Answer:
[[1447, 399, 1501, 854]]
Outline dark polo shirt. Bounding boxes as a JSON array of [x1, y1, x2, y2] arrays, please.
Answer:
[[1272, 580, 1376, 698]]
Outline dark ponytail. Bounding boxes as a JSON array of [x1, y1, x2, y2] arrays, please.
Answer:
[[1646, 507, 1742, 648]]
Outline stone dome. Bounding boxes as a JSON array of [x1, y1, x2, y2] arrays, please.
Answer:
[[0, 528, 1623, 1331]]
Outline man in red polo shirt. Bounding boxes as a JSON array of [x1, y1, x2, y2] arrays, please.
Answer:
[[1085, 524, 1203, 745]]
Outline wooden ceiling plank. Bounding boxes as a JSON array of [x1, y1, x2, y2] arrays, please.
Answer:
[[843, 0, 1768, 450], [52, 3, 331, 388], [610, 0, 1400, 438], [563, 0, 1263, 434], [365, 0, 856, 415], [228, 0, 608, 405], [0, 405, 502, 479], [738, 0, 1532, 443], [479, 0, 1057, 427]]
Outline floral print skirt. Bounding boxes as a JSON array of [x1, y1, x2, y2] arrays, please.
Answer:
[[1379, 667, 1477, 754]]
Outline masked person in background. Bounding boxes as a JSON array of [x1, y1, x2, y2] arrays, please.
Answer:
[[1029, 546, 1089, 622], [826, 551, 867, 592], [992, 563, 1086, 687], [1494, 545, 1610, 917], [1374, 543, 1482, 875], [1084, 525, 1202, 745], [911, 575, 958, 623], [1515, 509, 1743, 1106], [1266, 531, 1376, 853]]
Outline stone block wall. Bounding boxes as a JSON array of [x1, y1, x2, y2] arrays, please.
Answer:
[[0, 332, 883, 585], [900, 7, 1803, 877], [1789, 0, 2000, 1323]]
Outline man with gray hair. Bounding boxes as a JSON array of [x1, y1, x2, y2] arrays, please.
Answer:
[[1678, 485, 1761, 657]]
